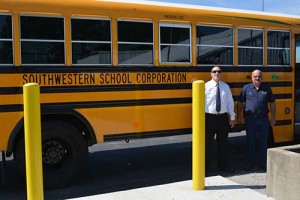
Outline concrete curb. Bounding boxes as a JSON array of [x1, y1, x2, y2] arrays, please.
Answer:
[[68, 176, 273, 200], [267, 144, 300, 200]]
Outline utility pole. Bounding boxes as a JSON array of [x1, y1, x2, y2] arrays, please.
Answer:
[[262, 0, 265, 11]]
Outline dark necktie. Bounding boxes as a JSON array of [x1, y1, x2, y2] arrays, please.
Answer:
[[216, 82, 221, 113]]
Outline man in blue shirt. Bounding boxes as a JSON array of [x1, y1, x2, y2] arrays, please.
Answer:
[[237, 69, 276, 171]]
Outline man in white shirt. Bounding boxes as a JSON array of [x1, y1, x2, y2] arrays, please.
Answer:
[[205, 66, 235, 174]]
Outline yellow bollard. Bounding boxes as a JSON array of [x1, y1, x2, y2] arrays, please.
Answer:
[[23, 83, 44, 200], [192, 80, 205, 190]]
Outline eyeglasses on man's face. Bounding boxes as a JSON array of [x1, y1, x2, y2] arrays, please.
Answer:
[[211, 70, 222, 74], [252, 75, 262, 79]]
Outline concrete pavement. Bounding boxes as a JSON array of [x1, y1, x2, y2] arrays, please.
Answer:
[[68, 176, 273, 200]]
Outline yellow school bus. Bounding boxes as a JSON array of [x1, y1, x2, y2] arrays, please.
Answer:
[[0, 0, 299, 186]]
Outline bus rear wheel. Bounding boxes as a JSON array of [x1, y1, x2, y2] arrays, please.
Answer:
[[14, 120, 88, 188]]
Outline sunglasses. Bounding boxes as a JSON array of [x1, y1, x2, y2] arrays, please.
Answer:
[[252, 75, 262, 78], [211, 70, 222, 73]]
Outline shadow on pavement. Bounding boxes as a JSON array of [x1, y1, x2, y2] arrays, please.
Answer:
[[1, 132, 299, 199]]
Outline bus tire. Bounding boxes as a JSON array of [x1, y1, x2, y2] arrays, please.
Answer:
[[14, 120, 88, 188]]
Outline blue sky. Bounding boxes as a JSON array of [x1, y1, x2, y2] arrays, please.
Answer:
[[159, 0, 300, 16]]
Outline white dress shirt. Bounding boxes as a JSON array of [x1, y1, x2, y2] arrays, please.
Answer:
[[205, 79, 236, 120]]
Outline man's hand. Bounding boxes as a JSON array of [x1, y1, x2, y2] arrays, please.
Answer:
[[237, 115, 243, 124], [229, 120, 235, 128], [270, 115, 276, 127]]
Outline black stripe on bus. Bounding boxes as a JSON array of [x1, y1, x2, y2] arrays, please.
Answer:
[[40, 84, 192, 93], [233, 93, 292, 101], [232, 119, 292, 132], [0, 65, 293, 74], [0, 87, 21, 94], [275, 119, 292, 126], [0, 97, 192, 113], [0, 91, 292, 113], [0, 80, 292, 95], [274, 94, 293, 99], [220, 66, 292, 73], [229, 81, 292, 88], [104, 119, 293, 142], [104, 128, 192, 142], [0, 84, 192, 95], [0, 104, 22, 112]]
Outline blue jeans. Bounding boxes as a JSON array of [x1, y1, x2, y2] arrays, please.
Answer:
[[245, 116, 270, 168]]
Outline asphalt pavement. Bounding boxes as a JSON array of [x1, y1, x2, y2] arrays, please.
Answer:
[[1, 131, 299, 199]]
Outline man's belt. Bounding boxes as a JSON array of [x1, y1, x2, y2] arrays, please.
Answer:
[[206, 112, 227, 116]]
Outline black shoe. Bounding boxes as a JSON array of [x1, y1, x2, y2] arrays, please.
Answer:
[[259, 166, 266, 172], [246, 165, 254, 171], [219, 167, 234, 173]]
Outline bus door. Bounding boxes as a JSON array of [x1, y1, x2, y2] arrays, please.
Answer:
[[295, 35, 300, 134]]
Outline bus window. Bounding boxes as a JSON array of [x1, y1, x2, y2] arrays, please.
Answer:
[[159, 23, 191, 64], [71, 18, 111, 65], [295, 35, 300, 133], [267, 30, 290, 66], [20, 16, 65, 65], [117, 20, 153, 65], [196, 25, 233, 66], [238, 28, 263, 66], [0, 14, 13, 65], [297, 39, 300, 64]]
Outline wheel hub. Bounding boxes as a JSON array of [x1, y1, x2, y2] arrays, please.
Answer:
[[43, 140, 65, 165]]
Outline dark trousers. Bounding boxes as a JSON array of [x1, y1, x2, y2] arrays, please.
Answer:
[[245, 116, 269, 168], [205, 113, 230, 169]]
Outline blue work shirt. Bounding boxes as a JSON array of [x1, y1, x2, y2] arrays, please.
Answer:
[[239, 82, 275, 118]]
